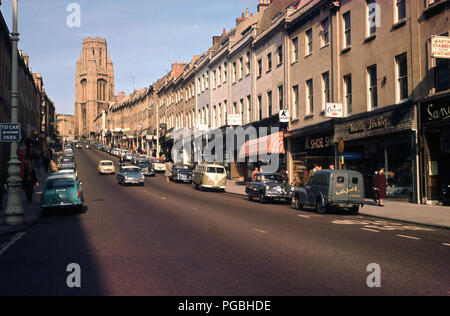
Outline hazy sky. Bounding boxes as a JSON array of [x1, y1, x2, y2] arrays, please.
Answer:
[[0, 0, 257, 115]]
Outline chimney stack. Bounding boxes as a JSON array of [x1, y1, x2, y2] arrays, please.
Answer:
[[236, 12, 246, 26], [257, 0, 272, 12], [212, 35, 221, 46]]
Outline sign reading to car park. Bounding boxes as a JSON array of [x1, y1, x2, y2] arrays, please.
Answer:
[[279, 110, 290, 123], [1, 123, 21, 142], [325, 103, 344, 118], [431, 36, 450, 59], [227, 114, 243, 126]]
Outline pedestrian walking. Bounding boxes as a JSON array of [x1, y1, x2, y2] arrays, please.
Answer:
[[251, 166, 260, 180], [373, 167, 387, 207], [22, 160, 39, 204], [165, 160, 173, 183], [50, 159, 57, 173]]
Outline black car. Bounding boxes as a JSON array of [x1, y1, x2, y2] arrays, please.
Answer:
[[170, 164, 192, 183], [246, 173, 293, 204], [136, 160, 155, 177]]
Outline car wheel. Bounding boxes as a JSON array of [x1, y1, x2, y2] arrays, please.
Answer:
[[294, 196, 303, 210], [259, 193, 267, 204], [248, 193, 253, 202], [315, 198, 327, 214], [349, 206, 360, 215]]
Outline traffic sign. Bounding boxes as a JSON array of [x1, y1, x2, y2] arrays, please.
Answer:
[[1, 123, 21, 142]]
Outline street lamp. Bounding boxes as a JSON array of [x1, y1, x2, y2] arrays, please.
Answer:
[[4, 0, 23, 226]]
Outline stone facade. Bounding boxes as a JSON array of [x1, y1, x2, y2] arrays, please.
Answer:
[[75, 37, 115, 139]]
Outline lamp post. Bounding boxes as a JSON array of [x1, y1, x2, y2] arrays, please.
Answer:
[[4, 0, 23, 226]]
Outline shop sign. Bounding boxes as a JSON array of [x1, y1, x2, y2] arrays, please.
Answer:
[[227, 114, 242, 126], [305, 135, 333, 151], [349, 115, 389, 134], [431, 36, 450, 59], [325, 103, 344, 118], [279, 110, 290, 123], [422, 99, 450, 124]]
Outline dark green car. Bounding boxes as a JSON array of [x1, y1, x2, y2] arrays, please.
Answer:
[[293, 170, 365, 214], [246, 173, 293, 204]]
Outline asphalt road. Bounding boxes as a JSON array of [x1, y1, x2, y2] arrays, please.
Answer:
[[0, 148, 449, 296]]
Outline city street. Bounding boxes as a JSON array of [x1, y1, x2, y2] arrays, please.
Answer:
[[0, 148, 449, 296]]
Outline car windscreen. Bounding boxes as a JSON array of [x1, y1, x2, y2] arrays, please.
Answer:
[[261, 174, 284, 182], [101, 162, 113, 166], [46, 179, 75, 190], [124, 168, 140, 173], [206, 167, 225, 174]]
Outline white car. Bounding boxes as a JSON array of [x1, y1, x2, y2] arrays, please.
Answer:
[[98, 160, 115, 175]]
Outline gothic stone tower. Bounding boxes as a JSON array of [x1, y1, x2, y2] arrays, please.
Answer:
[[75, 37, 114, 138]]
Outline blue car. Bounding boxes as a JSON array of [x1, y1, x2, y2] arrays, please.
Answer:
[[116, 166, 145, 186], [41, 174, 84, 212]]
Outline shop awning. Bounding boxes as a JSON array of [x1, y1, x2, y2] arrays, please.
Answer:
[[238, 131, 285, 159]]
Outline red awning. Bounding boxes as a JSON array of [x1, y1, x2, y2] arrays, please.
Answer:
[[238, 131, 285, 159]]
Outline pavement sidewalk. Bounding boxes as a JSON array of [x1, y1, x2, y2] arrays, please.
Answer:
[[226, 180, 450, 230], [0, 169, 47, 236]]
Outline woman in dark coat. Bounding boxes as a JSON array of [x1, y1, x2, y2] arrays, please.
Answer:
[[373, 167, 387, 207]]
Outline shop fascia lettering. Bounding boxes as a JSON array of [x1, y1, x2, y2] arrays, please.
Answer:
[[426, 102, 450, 122], [305, 136, 333, 150], [349, 116, 389, 134]]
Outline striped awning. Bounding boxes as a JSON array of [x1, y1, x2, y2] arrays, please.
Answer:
[[238, 131, 285, 159]]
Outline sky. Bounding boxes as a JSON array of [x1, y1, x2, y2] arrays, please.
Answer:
[[0, 0, 257, 115]]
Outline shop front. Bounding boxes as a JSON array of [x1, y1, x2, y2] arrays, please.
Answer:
[[334, 103, 418, 203], [420, 95, 450, 206], [288, 120, 335, 187]]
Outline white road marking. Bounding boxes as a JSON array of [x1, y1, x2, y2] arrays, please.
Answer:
[[361, 228, 380, 233], [0, 232, 26, 257], [298, 215, 311, 219], [397, 234, 421, 240], [253, 228, 267, 234], [442, 243, 450, 247], [161, 197, 166, 200]]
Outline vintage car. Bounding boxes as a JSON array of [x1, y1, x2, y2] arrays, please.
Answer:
[[293, 170, 365, 214], [59, 162, 76, 171], [116, 166, 145, 186], [41, 174, 84, 212], [98, 160, 115, 175], [170, 164, 192, 183], [136, 160, 155, 177], [246, 173, 293, 204], [192, 164, 226, 191], [152, 158, 167, 173]]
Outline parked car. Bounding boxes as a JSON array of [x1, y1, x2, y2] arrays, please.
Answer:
[[293, 170, 365, 214], [152, 158, 167, 172], [124, 152, 133, 161], [75, 143, 82, 149], [53, 169, 77, 178], [98, 160, 115, 175], [41, 174, 84, 212], [246, 173, 293, 204], [116, 166, 145, 186], [192, 164, 226, 191], [170, 164, 192, 183], [59, 162, 76, 171], [136, 160, 155, 177]]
